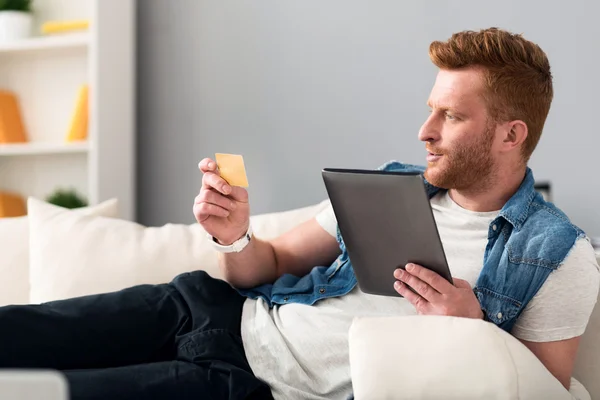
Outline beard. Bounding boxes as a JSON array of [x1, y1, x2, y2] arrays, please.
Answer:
[[423, 126, 496, 191]]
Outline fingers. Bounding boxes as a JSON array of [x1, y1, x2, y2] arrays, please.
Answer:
[[394, 267, 441, 303], [394, 281, 428, 313], [453, 278, 472, 290], [199, 159, 249, 202], [202, 170, 232, 196], [194, 201, 230, 222], [199, 158, 230, 196], [194, 186, 238, 222], [195, 189, 237, 212], [198, 158, 217, 173], [403, 263, 453, 294]]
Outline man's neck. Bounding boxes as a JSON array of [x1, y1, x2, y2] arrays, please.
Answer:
[[448, 166, 527, 212]]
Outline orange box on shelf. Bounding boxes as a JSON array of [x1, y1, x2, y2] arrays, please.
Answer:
[[0, 90, 28, 144], [0, 191, 27, 218]]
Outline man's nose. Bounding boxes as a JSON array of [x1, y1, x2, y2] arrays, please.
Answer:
[[418, 114, 441, 143]]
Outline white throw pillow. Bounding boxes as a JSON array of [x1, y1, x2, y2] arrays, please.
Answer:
[[28, 197, 328, 304], [0, 198, 118, 306], [348, 315, 578, 400], [28, 198, 216, 303]]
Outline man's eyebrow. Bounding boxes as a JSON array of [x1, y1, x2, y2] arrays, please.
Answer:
[[427, 101, 463, 113], [427, 100, 449, 110]]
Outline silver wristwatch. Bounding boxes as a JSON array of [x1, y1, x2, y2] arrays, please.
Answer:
[[209, 224, 253, 253]]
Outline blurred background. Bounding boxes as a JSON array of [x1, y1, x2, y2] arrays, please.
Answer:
[[1, 0, 599, 240]]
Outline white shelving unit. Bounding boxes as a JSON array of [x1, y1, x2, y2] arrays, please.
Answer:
[[0, 31, 89, 53], [0, 0, 136, 220], [0, 141, 89, 156]]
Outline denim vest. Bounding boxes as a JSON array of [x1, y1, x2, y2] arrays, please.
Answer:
[[237, 161, 585, 333]]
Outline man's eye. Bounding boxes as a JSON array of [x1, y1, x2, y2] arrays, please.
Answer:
[[445, 112, 455, 120]]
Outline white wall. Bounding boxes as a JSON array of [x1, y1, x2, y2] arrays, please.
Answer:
[[137, 1, 600, 237]]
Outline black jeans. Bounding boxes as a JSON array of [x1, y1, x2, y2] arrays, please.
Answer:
[[0, 270, 273, 400]]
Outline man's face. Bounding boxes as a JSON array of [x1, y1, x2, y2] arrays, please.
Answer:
[[419, 68, 497, 190]]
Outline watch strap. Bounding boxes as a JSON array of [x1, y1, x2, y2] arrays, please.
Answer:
[[210, 223, 253, 253]]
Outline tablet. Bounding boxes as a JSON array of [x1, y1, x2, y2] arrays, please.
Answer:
[[321, 168, 452, 297]]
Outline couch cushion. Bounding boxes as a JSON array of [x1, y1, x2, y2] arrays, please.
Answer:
[[0, 198, 118, 306], [27, 197, 328, 303], [0, 216, 29, 306], [348, 315, 578, 400], [251, 200, 329, 240]]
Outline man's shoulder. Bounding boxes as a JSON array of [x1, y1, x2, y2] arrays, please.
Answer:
[[525, 195, 585, 237], [508, 196, 587, 267], [562, 237, 600, 270]]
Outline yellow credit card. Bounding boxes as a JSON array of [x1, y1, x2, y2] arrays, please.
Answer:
[[215, 153, 249, 187]]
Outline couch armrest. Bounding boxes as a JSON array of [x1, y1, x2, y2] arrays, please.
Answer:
[[0, 370, 68, 399], [348, 315, 574, 400]]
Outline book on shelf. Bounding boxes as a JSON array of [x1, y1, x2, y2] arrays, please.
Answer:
[[41, 20, 90, 35], [0, 90, 28, 144], [0, 191, 26, 218], [66, 84, 89, 142]]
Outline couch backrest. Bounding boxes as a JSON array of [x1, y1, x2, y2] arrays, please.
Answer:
[[572, 252, 600, 399]]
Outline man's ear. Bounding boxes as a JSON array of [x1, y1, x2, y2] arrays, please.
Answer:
[[500, 120, 528, 152]]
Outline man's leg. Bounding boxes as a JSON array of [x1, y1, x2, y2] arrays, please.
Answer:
[[65, 360, 273, 400], [171, 269, 274, 399], [63, 270, 272, 400], [0, 273, 193, 369], [0, 270, 273, 398]]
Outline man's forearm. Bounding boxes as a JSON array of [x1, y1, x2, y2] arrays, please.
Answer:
[[218, 237, 279, 289]]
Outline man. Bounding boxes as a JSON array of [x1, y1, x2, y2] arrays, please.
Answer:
[[0, 28, 598, 400]]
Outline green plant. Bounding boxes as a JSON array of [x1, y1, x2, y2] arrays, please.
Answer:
[[0, 0, 32, 12], [46, 188, 88, 209]]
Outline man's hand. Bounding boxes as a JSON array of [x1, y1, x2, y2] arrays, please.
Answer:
[[194, 158, 251, 245], [394, 263, 483, 319]]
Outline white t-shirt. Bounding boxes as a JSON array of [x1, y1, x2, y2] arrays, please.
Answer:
[[240, 192, 600, 400]]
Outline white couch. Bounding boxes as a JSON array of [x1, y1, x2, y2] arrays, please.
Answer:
[[1, 197, 599, 399]]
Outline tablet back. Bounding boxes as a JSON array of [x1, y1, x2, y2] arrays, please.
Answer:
[[322, 168, 452, 297]]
